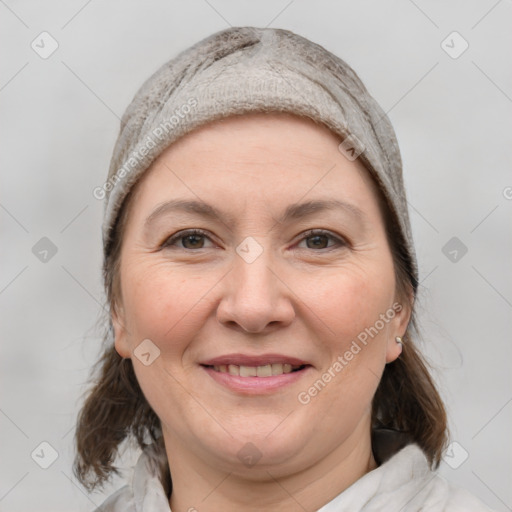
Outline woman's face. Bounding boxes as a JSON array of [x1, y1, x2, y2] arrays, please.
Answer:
[[113, 112, 411, 478]]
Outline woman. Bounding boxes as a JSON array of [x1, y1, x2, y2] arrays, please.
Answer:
[[75, 27, 494, 511]]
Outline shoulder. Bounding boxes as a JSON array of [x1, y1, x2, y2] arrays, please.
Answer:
[[94, 484, 134, 512], [320, 443, 496, 512], [418, 473, 496, 512], [377, 444, 496, 512], [93, 445, 171, 512]]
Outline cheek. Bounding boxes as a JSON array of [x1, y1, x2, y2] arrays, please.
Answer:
[[306, 260, 396, 350], [120, 261, 220, 355], [298, 296, 386, 434], [297, 257, 396, 413]]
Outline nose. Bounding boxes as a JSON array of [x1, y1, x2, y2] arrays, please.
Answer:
[[216, 247, 296, 334]]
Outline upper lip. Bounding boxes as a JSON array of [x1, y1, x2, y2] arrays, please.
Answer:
[[200, 353, 310, 367]]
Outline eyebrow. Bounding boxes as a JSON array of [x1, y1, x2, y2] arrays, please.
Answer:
[[144, 198, 367, 232]]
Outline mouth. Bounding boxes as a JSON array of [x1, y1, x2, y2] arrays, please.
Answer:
[[203, 363, 307, 377], [199, 354, 312, 394]]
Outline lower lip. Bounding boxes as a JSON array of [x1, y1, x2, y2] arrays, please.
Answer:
[[202, 365, 311, 394]]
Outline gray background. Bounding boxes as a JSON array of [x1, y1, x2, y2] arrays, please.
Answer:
[[1, 1, 511, 510]]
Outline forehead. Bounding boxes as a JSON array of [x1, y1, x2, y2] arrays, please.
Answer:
[[159, 112, 342, 166], [124, 112, 382, 224]]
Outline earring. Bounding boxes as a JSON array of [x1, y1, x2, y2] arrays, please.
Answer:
[[395, 336, 403, 346]]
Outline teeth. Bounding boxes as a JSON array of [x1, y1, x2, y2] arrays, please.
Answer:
[[212, 363, 301, 377], [257, 364, 272, 377], [271, 363, 283, 376], [240, 365, 257, 377]]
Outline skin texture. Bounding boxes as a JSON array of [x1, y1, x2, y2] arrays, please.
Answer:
[[112, 112, 412, 512]]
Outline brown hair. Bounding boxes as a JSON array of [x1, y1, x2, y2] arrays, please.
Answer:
[[74, 155, 448, 494]]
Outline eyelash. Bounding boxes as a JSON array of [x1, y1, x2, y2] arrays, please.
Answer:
[[160, 228, 347, 252]]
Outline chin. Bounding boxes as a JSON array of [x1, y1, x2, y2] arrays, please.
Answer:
[[206, 417, 310, 471]]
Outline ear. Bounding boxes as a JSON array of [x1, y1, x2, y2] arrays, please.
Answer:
[[385, 290, 414, 364], [112, 303, 131, 359]]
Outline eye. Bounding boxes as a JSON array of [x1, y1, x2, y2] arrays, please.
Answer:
[[296, 229, 347, 250], [160, 228, 347, 252], [161, 229, 215, 250]]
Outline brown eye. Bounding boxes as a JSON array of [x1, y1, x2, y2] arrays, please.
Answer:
[[182, 233, 205, 249], [297, 230, 346, 251], [161, 229, 214, 250], [306, 234, 329, 249]]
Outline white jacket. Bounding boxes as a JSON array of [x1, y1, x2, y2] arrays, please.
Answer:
[[95, 442, 495, 511]]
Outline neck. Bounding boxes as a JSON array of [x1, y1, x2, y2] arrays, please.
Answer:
[[165, 422, 377, 512]]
